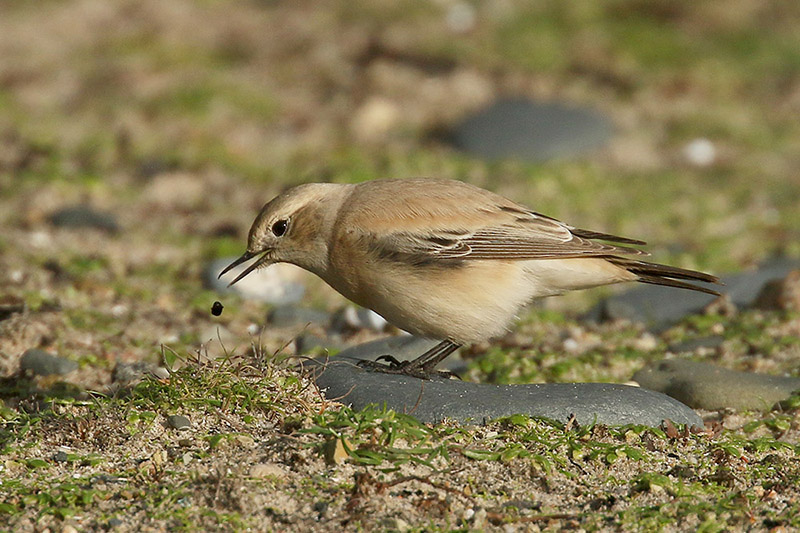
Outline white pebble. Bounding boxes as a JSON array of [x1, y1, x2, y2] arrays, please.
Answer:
[[446, 2, 477, 33], [683, 138, 716, 167], [562, 338, 580, 353]]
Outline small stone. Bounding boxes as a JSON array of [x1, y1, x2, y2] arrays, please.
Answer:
[[107, 518, 123, 528], [234, 435, 256, 448], [206, 258, 306, 305], [48, 205, 119, 233], [471, 507, 488, 528], [151, 367, 170, 380], [313, 501, 329, 516], [53, 451, 69, 463], [323, 437, 349, 465], [703, 294, 737, 317], [249, 463, 287, 479], [683, 138, 716, 167], [330, 306, 388, 333], [632, 333, 658, 352], [668, 335, 725, 355], [20, 349, 78, 376], [268, 305, 330, 328], [445, 2, 476, 33], [62, 525, 79, 533], [112, 361, 164, 385], [753, 270, 800, 311], [150, 450, 167, 467], [351, 97, 401, 142], [211, 301, 224, 316], [380, 517, 410, 532], [0, 295, 25, 321], [167, 415, 191, 431]]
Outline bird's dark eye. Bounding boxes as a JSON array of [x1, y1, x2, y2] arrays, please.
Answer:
[[271, 219, 289, 237]]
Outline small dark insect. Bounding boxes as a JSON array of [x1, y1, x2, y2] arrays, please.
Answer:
[[211, 301, 224, 316]]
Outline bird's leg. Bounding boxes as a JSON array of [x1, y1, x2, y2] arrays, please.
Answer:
[[404, 340, 461, 373], [357, 339, 462, 379]]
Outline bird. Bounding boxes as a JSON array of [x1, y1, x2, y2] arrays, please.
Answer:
[[219, 178, 720, 378]]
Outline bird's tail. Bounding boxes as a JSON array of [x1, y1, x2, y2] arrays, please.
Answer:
[[607, 257, 722, 296]]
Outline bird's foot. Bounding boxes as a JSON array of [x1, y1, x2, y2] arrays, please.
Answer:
[[356, 355, 458, 380]]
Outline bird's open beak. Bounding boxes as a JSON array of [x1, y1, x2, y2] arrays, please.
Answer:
[[217, 250, 273, 287]]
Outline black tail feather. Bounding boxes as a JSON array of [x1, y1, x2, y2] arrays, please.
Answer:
[[571, 228, 647, 246], [608, 257, 722, 296]]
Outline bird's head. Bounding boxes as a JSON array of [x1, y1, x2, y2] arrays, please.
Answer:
[[218, 183, 348, 286]]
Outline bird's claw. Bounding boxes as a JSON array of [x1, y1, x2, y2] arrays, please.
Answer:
[[356, 356, 458, 380]]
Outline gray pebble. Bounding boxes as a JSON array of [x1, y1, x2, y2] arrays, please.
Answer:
[[633, 359, 800, 411], [107, 518, 123, 528], [112, 361, 168, 385], [20, 349, 78, 376], [204, 257, 305, 304], [330, 306, 388, 333], [0, 296, 25, 322], [53, 451, 69, 463], [268, 305, 330, 328], [167, 415, 192, 430], [448, 98, 613, 162], [667, 335, 725, 355], [305, 357, 701, 427], [48, 205, 119, 233]]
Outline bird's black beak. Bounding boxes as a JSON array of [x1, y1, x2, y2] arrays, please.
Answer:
[[217, 251, 272, 287]]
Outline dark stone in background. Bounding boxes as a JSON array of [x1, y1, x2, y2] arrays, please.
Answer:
[[48, 205, 120, 233], [448, 98, 613, 162], [633, 359, 800, 411], [20, 349, 78, 376]]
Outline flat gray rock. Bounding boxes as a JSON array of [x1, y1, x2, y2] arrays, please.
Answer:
[[306, 357, 701, 427], [48, 205, 119, 233], [166, 415, 192, 430], [586, 257, 800, 329], [633, 359, 800, 411], [449, 98, 613, 162], [20, 349, 78, 376]]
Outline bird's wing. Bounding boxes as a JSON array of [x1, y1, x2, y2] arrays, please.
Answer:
[[369, 208, 648, 263]]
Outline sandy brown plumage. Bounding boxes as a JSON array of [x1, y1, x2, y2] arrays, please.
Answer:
[[221, 178, 721, 375]]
